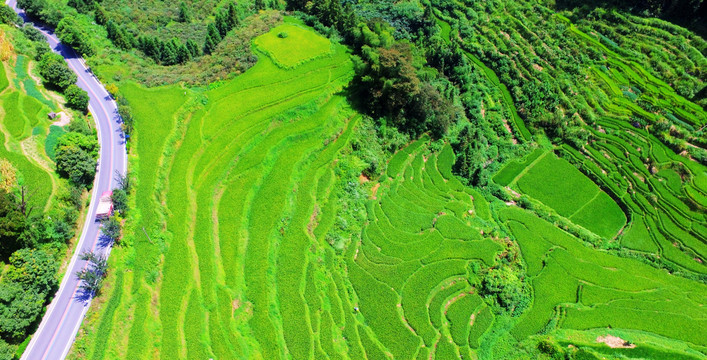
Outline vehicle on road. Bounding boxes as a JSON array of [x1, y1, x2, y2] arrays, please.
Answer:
[[95, 191, 113, 221]]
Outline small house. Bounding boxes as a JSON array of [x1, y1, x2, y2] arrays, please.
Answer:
[[48, 112, 57, 120]]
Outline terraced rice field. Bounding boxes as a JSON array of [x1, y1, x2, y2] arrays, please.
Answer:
[[72, 5, 707, 359], [75, 20, 514, 359], [76, 23, 365, 359], [0, 57, 58, 209], [500, 151, 627, 239], [500, 207, 707, 353], [433, 0, 706, 272], [348, 140, 502, 359]]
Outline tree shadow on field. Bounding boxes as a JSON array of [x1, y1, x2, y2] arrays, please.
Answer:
[[97, 232, 114, 249], [74, 287, 95, 303]]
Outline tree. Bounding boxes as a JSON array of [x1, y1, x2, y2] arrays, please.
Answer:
[[111, 188, 128, 213], [254, 0, 266, 10], [185, 39, 201, 58], [203, 23, 221, 55], [101, 215, 121, 241], [64, 84, 89, 111], [0, 4, 21, 25], [0, 283, 44, 340], [55, 145, 96, 186], [5, 249, 58, 296], [56, 132, 98, 158], [215, 9, 229, 37], [0, 339, 17, 360], [56, 16, 95, 56], [38, 52, 77, 89], [0, 249, 56, 341], [67, 0, 93, 13], [226, 2, 239, 28], [76, 251, 107, 294], [178, 2, 191, 23], [354, 41, 420, 120], [479, 267, 530, 316], [115, 170, 131, 193], [94, 4, 107, 25]]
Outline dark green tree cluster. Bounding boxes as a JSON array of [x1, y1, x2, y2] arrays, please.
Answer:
[[36, 45, 91, 111], [16, 0, 65, 27], [136, 36, 197, 66], [478, 267, 531, 316], [104, 20, 134, 51], [0, 4, 20, 25], [111, 171, 131, 215], [116, 94, 134, 136], [178, 2, 192, 23], [66, 0, 95, 14], [64, 84, 89, 111], [203, 2, 240, 54], [0, 190, 26, 258], [38, 52, 76, 90], [0, 249, 57, 342], [54, 131, 99, 187]]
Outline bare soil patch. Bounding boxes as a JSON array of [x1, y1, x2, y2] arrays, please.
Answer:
[[596, 335, 635, 348]]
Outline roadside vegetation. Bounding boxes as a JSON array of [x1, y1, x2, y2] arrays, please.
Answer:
[[0, 14, 97, 359]]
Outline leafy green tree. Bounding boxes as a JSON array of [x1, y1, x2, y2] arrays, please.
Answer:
[[67, 0, 93, 13], [55, 145, 96, 187], [0, 249, 56, 341], [76, 251, 107, 293], [106, 21, 133, 51], [64, 84, 89, 111], [0, 339, 17, 360], [101, 215, 121, 241], [0, 284, 44, 340], [94, 4, 107, 25], [38, 52, 77, 90], [21, 214, 72, 246], [479, 267, 531, 316], [5, 249, 58, 296], [56, 16, 95, 56], [111, 189, 128, 213], [354, 41, 420, 119], [21, 25, 45, 42], [56, 132, 98, 158], [0, 4, 21, 25]]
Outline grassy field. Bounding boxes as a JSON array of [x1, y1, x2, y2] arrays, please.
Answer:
[[254, 21, 333, 68]]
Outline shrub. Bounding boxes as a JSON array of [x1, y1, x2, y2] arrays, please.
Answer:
[[64, 84, 89, 111], [38, 52, 76, 90]]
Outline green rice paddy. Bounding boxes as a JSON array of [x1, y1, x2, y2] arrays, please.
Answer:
[[0, 57, 58, 209], [71, 7, 707, 360]]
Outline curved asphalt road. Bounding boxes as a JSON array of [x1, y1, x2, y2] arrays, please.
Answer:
[[6, 1, 128, 359]]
